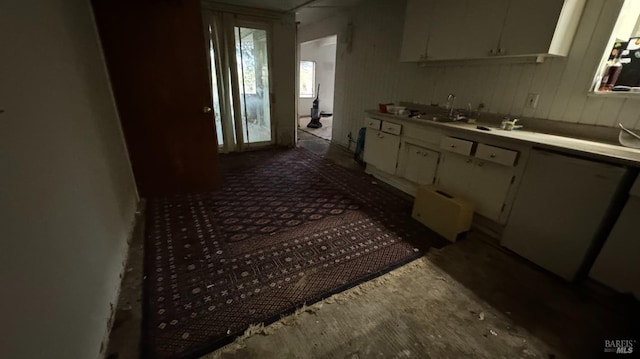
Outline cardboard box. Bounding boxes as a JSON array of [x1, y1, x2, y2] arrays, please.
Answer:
[[412, 185, 475, 242]]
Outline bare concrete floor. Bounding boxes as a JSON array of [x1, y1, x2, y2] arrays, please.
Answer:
[[106, 131, 639, 359]]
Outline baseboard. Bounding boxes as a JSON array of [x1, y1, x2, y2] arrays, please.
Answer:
[[471, 214, 505, 241], [98, 199, 143, 359], [365, 164, 418, 197]]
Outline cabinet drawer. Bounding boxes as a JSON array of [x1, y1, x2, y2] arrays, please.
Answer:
[[381, 121, 402, 135], [439, 137, 474, 156], [475, 143, 518, 167], [365, 118, 381, 130]]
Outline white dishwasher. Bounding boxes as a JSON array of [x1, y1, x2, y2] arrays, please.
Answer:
[[501, 149, 627, 281], [589, 174, 640, 298]]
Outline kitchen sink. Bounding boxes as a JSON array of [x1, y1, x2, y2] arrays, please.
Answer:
[[428, 114, 466, 123]]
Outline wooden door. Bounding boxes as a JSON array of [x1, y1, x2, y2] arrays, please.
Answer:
[[92, 0, 221, 196]]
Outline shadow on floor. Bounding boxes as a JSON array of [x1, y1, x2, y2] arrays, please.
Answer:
[[428, 232, 640, 359]]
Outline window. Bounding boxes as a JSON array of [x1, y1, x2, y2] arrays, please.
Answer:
[[299, 61, 315, 98], [236, 29, 258, 95], [594, 1, 640, 93]]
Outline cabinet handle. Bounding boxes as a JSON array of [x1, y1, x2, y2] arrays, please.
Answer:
[[423, 153, 428, 157], [497, 48, 504, 55], [466, 158, 472, 163], [490, 154, 497, 158], [489, 48, 495, 55], [416, 151, 421, 155], [478, 161, 485, 167], [450, 144, 456, 148], [387, 127, 394, 131]]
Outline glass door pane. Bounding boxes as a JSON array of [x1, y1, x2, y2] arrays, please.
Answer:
[[234, 27, 272, 144], [208, 40, 224, 147]]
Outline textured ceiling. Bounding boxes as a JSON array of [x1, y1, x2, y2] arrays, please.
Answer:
[[204, 0, 310, 12], [204, 0, 366, 24]]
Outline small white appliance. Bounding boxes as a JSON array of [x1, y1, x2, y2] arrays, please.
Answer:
[[501, 149, 627, 281], [589, 174, 640, 298]]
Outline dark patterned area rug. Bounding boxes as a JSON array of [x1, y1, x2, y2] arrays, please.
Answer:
[[143, 148, 446, 359]]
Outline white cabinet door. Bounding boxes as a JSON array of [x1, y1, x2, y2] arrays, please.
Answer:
[[427, 0, 467, 60], [499, 0, 565, 56], [364, 129, 400, 174], [460, 0, 509, 58], [467, 159, 514, 222], [399, 143, 440, 185], [401, 0, 582, 61], [437, 153, 515, 222], [400, 0, 434, 61], [436, 152, 474, 196]]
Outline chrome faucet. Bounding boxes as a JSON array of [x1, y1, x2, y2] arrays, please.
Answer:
[[445, 93, 456, 118]]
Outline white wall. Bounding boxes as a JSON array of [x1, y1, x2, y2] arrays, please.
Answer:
[[299, 36, 337, 116], [299, 0, 640, 149], [272, 13, 298, 146], [298, 0, 407, 148], [0, 1, 138, 358]]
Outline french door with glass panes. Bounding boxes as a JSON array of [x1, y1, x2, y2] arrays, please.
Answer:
[[205, 13, 274, 152]]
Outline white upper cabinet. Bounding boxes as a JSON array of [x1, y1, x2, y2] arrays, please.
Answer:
[[499, 0, 566, 56], [427, 0, 467, 60], [399, 0, 433, 61], [462, 0, 510, 58], [400, 0, 585, 61]]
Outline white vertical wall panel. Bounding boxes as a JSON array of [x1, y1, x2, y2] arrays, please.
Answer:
[[546, 0, 604, 123], [579, 97, 606, 125], [563, 0, 618, 123], [298, 0, 638, 149], [617, 99, 640, 128], [597, 98, 626, 127]]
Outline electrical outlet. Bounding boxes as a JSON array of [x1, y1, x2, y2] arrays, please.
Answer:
[[525, 93, 539, 109]]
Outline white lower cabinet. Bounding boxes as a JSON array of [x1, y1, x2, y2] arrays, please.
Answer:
[[397, 143, 440, 185], [363, 116, 522, 225], [468, 160, 515, 221], [435, 152, 474, 195], [363, 129, 400, 174], [436, 152, 515, 223]]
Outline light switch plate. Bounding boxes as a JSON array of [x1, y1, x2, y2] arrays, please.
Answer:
[[525, 93, 540, 109]]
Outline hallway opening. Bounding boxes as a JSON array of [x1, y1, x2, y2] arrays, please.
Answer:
[[298, 34, 337, 141]]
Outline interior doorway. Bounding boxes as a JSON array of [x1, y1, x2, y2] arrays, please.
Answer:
[[206, 14, 274, 153], [298, 35, 337, 141]]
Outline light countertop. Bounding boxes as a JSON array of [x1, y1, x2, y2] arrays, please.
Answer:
[[365, 110, 640, 167]]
